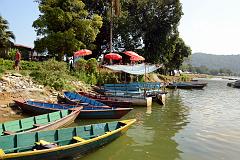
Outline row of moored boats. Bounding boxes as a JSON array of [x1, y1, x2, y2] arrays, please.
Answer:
[[0, 81, 207, 159], [0, 82, 168, 160]]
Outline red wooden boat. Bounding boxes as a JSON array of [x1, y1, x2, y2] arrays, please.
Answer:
[[78, 91, 132, 108]]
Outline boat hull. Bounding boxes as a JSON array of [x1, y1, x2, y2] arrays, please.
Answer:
[[155, 93, 166, 105], [78, 91, 132, 108], [79, 109, 132, 119], [7, 100, 81, 135], [15, 100, 132, 119], [106, 96, 152, 107], [1, 120, 135, 160]]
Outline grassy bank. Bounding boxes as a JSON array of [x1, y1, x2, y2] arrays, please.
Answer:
[[0, 59, 209, 91], [0, 58, 121, 91]]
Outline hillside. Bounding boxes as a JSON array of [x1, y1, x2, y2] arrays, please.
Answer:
[[188, 53, 240, 74]]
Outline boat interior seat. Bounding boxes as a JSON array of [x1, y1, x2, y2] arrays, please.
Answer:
[[0, 149, 5, 156], [72, 136, 85, 142], [33, 124, 43, 128], [3, 130, 16, 135]]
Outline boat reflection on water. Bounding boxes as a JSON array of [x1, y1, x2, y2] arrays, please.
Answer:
[[79, 91, 189, 160]]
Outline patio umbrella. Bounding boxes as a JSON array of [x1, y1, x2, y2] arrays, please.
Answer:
[[74, 49, 92, 57], [124, 51, 140, 57], [105, 53, 122, 60], [130, 55, 145, 61]]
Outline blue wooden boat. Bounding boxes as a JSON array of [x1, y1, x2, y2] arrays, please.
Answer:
[[14, 100, 133, 119], [78, 91, 133, 108], [0, 119, 136, 160], [102, 83, 166, 105], [0, 109, 80, 136], [58, 91, 107, 106]]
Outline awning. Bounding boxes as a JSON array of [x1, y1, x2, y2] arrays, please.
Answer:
[[104, 63, 161, 75]]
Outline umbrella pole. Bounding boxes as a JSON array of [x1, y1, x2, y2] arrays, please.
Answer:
[[110, 1, 113, 52]]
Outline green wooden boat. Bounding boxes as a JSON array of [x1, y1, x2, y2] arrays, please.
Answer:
[[0, 119, 136, 160], [0, 108, 81, 136]]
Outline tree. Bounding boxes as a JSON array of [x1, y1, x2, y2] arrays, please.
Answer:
[[33, 0, 103, 60], [113, 0, 191, 68], [83, 0, 191, 69], [166, 37, 192, 71], [82, 0, 122, 56], [0, 16, 15, 58]]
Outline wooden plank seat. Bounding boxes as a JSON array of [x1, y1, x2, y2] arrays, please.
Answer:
[[33, 124, 43, 127], [72, 136, 85, 142], [3, 130, 16, 135]]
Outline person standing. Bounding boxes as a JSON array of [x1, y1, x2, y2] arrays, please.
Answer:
[[15, 50, 21, 71], [69, 56, 74, 71]]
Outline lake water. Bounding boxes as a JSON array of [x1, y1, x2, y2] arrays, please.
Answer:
[[75, 78, 240, 160]]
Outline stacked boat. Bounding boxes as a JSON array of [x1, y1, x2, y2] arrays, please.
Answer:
[[0, 91, 135, 159], [94, 82, 166, 106]]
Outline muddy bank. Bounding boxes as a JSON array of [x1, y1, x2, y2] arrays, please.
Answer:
[[0, 72, 59, 122]]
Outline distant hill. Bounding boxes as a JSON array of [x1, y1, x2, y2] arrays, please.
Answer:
[[188, 53, 240, 74]]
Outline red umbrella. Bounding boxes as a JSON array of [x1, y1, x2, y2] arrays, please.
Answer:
[[105, 53, 122, 60], [74, 49, 92, 57], [124, 51, 140, 57], [130, 55, 145, 61]]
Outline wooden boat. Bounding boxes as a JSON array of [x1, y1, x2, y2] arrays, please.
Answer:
[[77, 91, 132, 108], [190, 81, 208, 86], [15, 100, 133, 119], [58, 91, 107, 106], [105, 95, 152, 107], [0, 108, 81, 136], [102, 83, 165, 106], [227, 80, 240, 88], [0, 119, 136, 160], [167, 82, 205, 89], [60, 91, 152, 107]]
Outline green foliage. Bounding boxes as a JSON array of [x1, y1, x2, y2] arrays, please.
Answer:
[[0, 67, 5, 77], [0, 16, 15, 58], [21, 61, 41, 70], [86, 73, 97, 85], [84, 0, 191, 69], [7, 48, 17, 60], [30, 59, 69, 90], [166, 38, 192, 70], [180, 74, 191, 82], [86, 58, 97, 74], [96, 71, 119, 85], [33, 0, 103, 60], [0, 58, 13, 70], [75, 58, 87, 72], [180, 64, 234, 76], [0, 58, 41, 70], [188, 53, 240, 75]]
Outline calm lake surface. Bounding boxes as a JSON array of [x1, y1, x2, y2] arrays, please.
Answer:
[[75, 78, 240, 160]]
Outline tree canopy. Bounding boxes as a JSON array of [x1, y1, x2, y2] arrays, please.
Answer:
[[33, 0, 103, 60], [33, 0, 191, 70], [83, 0, 191, 70], [0, 16, 15, 56]]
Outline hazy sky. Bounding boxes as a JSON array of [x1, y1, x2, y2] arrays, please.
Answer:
[[0, 0, 240, 55], [179, 0, 240, 54]]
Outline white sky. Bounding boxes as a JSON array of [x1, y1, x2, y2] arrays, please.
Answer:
[[179, 0, 240, 55]]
